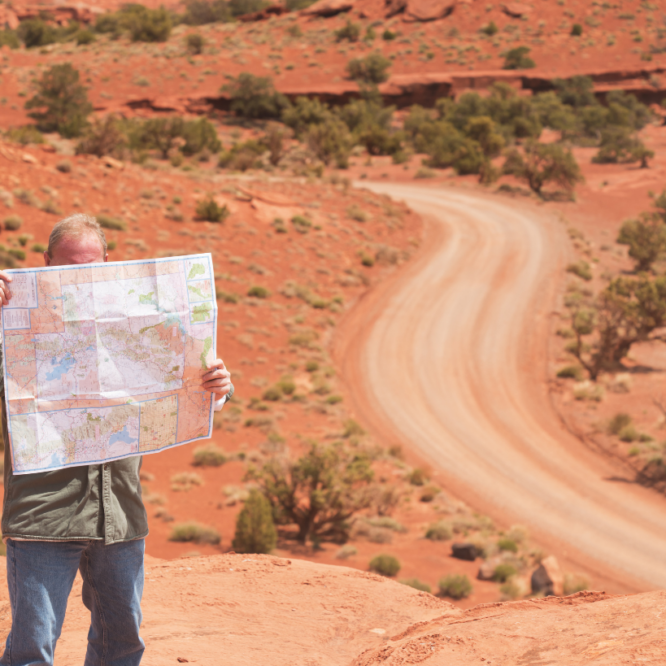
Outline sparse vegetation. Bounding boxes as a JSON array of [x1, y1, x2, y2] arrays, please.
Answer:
[[196, 196, 229, 223], [438, 574, 472, 599], [400, 578, 431, 593], [232, 489, 277, 554], [369, 554, 401, 577], [192, 444, 227, 467], [169, 522, 220, 544], [503, 46, 535, 70]]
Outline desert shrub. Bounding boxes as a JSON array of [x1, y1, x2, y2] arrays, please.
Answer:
[[248, 285, 270, 298], [571, 23, 583, 36], [232, 489, 277, 554], [181, 118, 222, 156], [76, 115, 127, 158], [566, 260, 592, 281], [0, 29, 20, 49], [169, 521, 220, 544], [369, 554, 401, 577], [554, 76, 597, 109], [223, 73, 287, 119], [93, 13, 124, 38], [3, 216, 22, 231], [171, 471, 204, 491], [0, 252, 17, 269], [593, 127, 653, 167], [75, 29, 95, 46], [607, 413, 632, 435], [9, 249, 26, 261], [492, 563, 517, 583], [277, 376, 296, 395], [306, 118, 353, 168], [617, 215, 666, 272], [262, 386, 281, 401], [124, 6, 172, 42], [407, 467, 428, 486], [438, 574, 472, 600], [503, 46, 535, 69], [181, 0, 232, 25], [425, 521, 453, 541], [228, 0, 269, 15], [618, 424, 639, 442], [218, 139, 265, 171], [382, 29, 397, 40], [291, 214, 312, 234], [195, 196, 229, 222], [192, 444, 226, 466], [335, 544, 358, 559], [185, 32, 206, 54], [334, 20, 361, 43], [17, 19, 58, 48], [497, 537, 518, 553], [530, 92, 577, 133], [31, 243, 47, 253], [97, 214, 127, 231], [282, 96, 333, 138], [502, 141, 583, 196], [346, 53, 391, 86], [25, 63, 92, 138], [400, 578, 431, 593], [6, 126, 44, 145], [262, 124, 287, 166], [481, 20, 498, 36], [556, 365, 583, 380], [563, 573, 589, 595], [246, 441, 374, 544]]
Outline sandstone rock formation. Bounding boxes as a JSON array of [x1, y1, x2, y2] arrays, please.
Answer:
[[502, 2, 532, 18], [531, 554, 564, 596], [404, 0, 456, 22], [24, 553, 664, 665], [301, 0, 355, 17], [238, 4, 287, 21]]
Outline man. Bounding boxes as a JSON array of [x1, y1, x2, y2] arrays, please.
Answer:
[[0, 214, 232, 665]]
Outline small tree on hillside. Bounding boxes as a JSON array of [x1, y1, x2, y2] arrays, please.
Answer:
[[25, 63, 92, 137], [75, 115, 127, 158], [232, 489, 277, 554], [566, 276, 666, 380], [592, 126, 654, 167], [222, 72, 288, 119], [503, 46, 535, 70], [617, 214, 666, 272], [502, 141, 583, 196], [346, 53, 391, 86], [246, 442, 374, 544]]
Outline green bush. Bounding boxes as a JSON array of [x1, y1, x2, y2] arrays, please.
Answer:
[[566, 260, 592, 281], [617, 215, 666, 272], [169, 521, 221, 544], [192, 444, 227, 466], [438, 574, 472, 600], [556, 365, 583, 380], [195, 196, 229, 223], [400, 578, 431, 593], [223, 73, 287, 119], [25, 64, 92, 138], [232, 489, 277, 554], [97, 214, 127, 231], [492, 563, 517, 583], [8, 249, 26, 261], [369, 554, 401, 577], [125, 6, 172, 42], [291, 215, 313, 233], [481, 21, 498, 36], [31, 243, 47, 253], [607, 413, 632, 436], [503, 46, 535, 70], [76, 116, 127, 159], [0, 29, 20, 49], [306, 118, 353, 168], [248, 285, 270, 299], [346, 53, 391, 85], [571, 23, 583, 36], [181, 0, 232, 25], [3, 216, 22, 231], [262, 386, 281, 401], [18, 19, 58, 48], [218, 140, 265, 171], [618, 424, 639, 442], [382, 29, 397, 40], [282, 96, 333, 139], [186, 32, 205, 54], [593, 127, 653, 167], [6, 126, 44, 145], [75, 29, 96, 46], [181, 118, 222, 156], [334, 20, 361, 43], [425, 521, 453, 541], [497, 537, 518, 553], [407, 467, 428, 486]]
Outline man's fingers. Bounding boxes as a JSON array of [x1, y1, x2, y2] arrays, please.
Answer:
[[0, 271, 13, 284]]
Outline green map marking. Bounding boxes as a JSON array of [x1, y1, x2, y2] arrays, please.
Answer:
[[188, 263, 205, 280], [188, 284, 208, 301], [139, 292, 154, 305], [200, 336, 213, 369], [192, 303, 212, 323]]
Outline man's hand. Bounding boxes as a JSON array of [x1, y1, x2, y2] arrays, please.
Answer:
[[0, 271, 12, 307], [202, 359, 232, 398]]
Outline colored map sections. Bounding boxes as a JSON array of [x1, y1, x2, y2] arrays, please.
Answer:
[[1, 254, 217, 474]]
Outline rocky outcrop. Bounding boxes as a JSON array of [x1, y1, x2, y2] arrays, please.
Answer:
[[238, 4, 288, 21], [502, 2, 532, 18], [301, 0, 354, 16], [404, 0, 456, 22], [7, 3, 100, 25], [531, 555, 564, 596], [384, 0, 407, 17], [451, 543, 478, 561], [34, 553, 666, 664]]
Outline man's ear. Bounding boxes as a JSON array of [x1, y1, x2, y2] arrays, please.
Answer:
[[43, 251, 51, 266], [104, 253, 108, 263]]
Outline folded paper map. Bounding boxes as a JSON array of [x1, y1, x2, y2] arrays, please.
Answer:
[[1, 254, 217, 474]]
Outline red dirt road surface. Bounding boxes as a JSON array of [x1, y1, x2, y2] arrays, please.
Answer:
[[336, 183, 666, 592]]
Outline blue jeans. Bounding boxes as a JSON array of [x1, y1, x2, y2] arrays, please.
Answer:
[[0, 538, 145, 666]]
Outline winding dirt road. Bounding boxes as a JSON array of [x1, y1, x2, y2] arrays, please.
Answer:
[[336, 184, 666, 591]]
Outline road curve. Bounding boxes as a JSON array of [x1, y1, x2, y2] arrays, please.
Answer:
[[336, 184, 666, 590]]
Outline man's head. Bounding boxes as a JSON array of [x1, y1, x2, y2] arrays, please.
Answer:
[[45, 214, 108, 267]]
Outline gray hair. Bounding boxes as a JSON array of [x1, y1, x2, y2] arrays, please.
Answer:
[[47, 213, 107, 258]]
